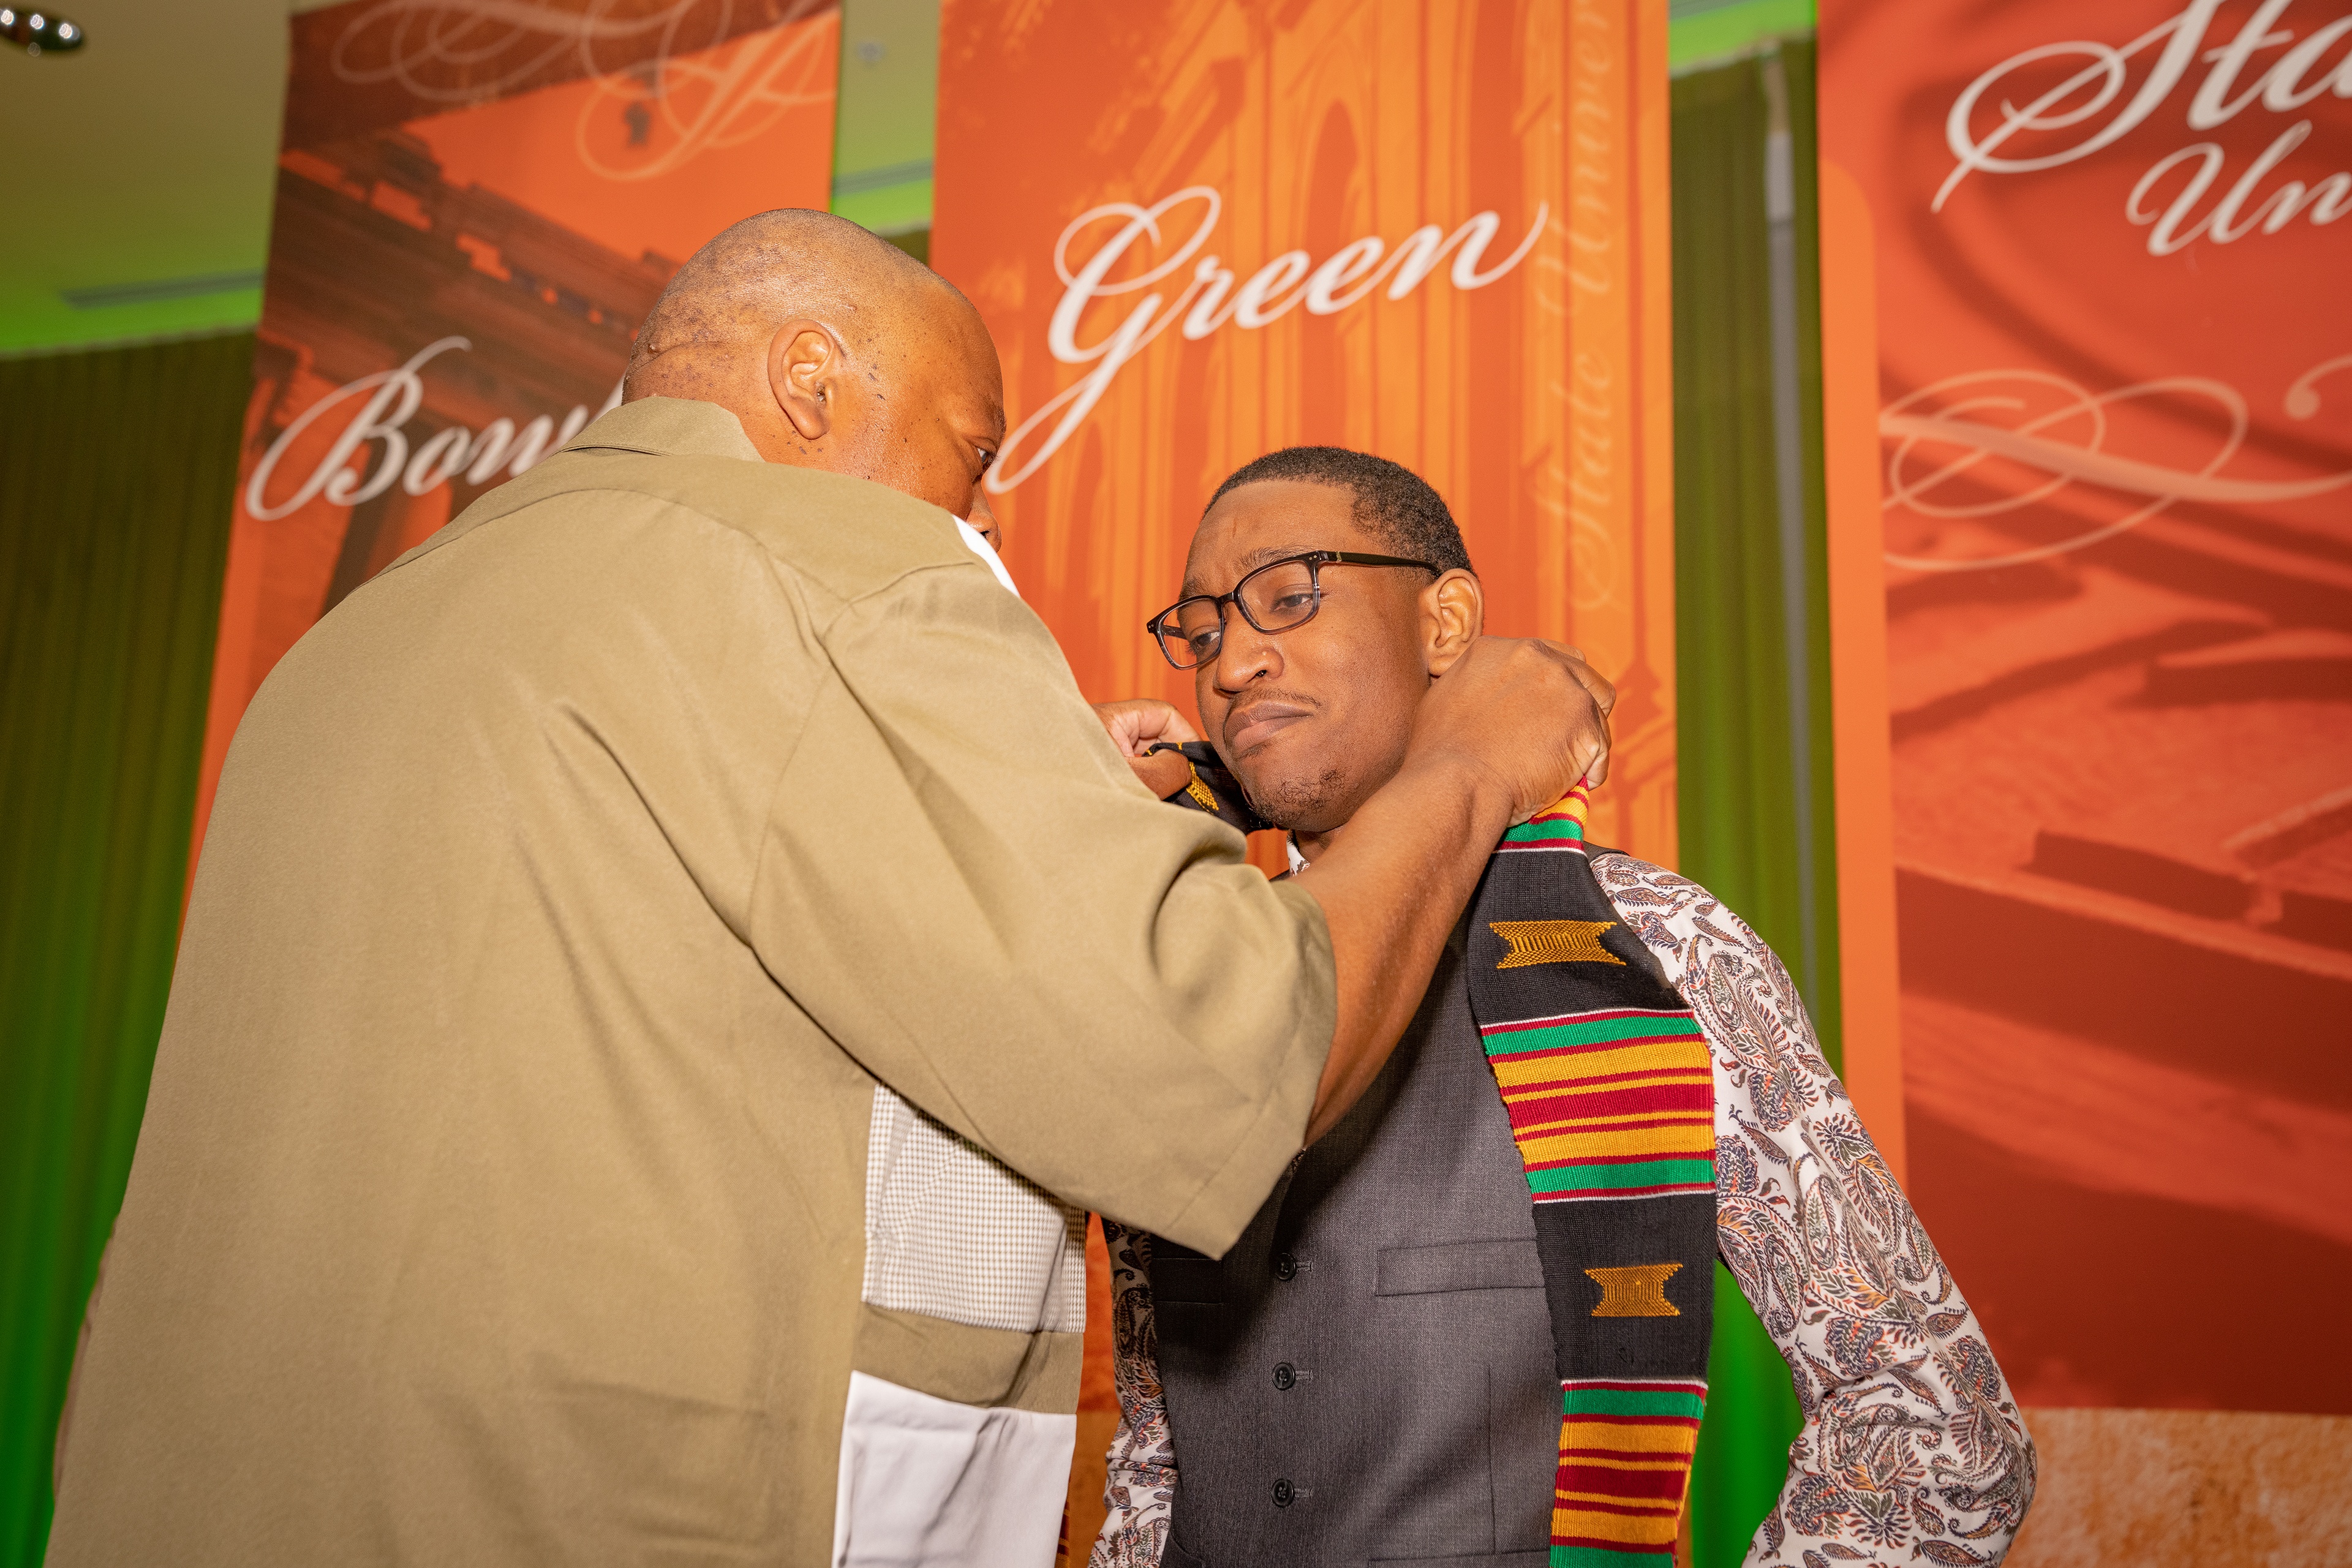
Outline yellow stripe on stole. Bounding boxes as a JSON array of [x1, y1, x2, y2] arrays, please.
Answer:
[[1551, 1506, 1683, 1546], [1561, 1420, 1702, 1457], [1532, 786, 1591, 823], [1499, 1071, 1712, 1107], [1488, 1041, 1708, 1088], [1516, 1124, 1717, 1163], [1560, 1490, 1684, 1509]]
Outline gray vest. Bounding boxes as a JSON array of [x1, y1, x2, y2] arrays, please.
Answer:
[[1152, 925, 1559, 1567]]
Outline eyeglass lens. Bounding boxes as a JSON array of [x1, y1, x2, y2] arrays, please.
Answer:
[[1166, 559, 1323, 667]]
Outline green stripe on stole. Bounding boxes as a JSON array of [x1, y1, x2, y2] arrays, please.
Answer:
[[1502, 816, 1588, 844], [1554, 1547, 1677, 1568], [1526, 1159, 1716, 1194], [1482, 1013, 1705, 1055], [1562, 1386, 1709, 1420]]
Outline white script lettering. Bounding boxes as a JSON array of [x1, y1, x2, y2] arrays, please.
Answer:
[[989, 187, 1547, 493], [245, 337, 620, 522], [1937, 0, 2352, 256]]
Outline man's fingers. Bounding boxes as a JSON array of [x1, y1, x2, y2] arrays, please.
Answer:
[[1091, 698, 1200, 756], [1415, 635, 1618, 816], [1548, 643, 1618, 717], [1520, 638, 1615, 787]]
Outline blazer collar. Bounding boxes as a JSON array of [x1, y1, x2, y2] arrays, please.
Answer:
[[562, 396, 764, 464]]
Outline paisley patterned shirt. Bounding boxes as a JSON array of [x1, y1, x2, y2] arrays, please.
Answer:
[[1090, 853, 2037, 1567]]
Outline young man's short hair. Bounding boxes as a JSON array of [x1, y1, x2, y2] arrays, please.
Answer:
[[1208, 447, 1474, 575]]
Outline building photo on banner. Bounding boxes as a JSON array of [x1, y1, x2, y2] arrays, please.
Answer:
[[0, 0, 2345, 1566], [197, 0, 843, 853]]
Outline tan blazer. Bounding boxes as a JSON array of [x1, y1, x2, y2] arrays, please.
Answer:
[[47, 398, 1334, 1566]]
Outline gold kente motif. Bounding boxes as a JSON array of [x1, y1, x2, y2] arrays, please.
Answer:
[[1489, 919, 1626, 969], [1584, 1262, 1683, 1317]]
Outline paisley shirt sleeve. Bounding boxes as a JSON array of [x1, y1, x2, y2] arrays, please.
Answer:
[[1090, 1220, 1177, 1568], [1593, 853, 2038, 1567]]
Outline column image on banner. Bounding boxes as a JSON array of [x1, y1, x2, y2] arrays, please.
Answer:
[[933, 0, 1677, 863]]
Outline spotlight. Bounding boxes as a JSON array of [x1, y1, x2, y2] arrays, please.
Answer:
[[2, 7, 85, 54]]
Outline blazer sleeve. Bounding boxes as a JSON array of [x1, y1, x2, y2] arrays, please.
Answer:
[[1593, 854, 2038, 1568], [747, 554, 1335, 1256]]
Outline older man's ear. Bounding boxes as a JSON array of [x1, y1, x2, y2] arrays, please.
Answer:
[[1423, 569, 1485, 678], [766, 318, 845, 443]]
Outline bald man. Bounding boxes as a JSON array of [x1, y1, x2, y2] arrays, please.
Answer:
[[45, 212, 1613, 1568]]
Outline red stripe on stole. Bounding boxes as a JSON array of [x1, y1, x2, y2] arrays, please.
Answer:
[[1559, 1465, 1690, 1502], [1566, 1381, 1709, 1393], [1507, 1107, 1711, 1136], [1480, 1006, 1697, 1037], [1502, 1082, 1713, 1119], [1534, 1183, 1714, 1201]]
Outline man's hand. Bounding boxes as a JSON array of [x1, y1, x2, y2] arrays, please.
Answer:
[[1092, 699, 1200, 799], [1416, 637, 1617, 817]]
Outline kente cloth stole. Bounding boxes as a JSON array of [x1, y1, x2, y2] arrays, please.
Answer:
[[1155, 747, 1716, 1567]]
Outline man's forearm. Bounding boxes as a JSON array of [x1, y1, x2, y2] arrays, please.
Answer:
[[1295, 752, 1515, 1143]]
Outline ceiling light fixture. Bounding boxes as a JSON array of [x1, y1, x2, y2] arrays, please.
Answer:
[[2, 7, 86, 55]]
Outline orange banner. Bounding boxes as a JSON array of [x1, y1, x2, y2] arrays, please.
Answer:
[[194, 0, 840, 860], [1819, 0, 2352, 1417], [933, 0, 1676, 863]]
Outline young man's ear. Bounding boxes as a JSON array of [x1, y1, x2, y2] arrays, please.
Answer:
[[767, 318, 843, 443], [1422, 569, 1483, 677]]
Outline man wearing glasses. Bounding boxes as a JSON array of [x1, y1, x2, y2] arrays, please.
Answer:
[[1093, 447, 2035, 1568]]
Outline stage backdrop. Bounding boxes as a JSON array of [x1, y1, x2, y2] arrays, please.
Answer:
[[1817, 0, 2352, 1553], [928, 0, 1678, 1548], [932, 0, 1679, 862], [192, 0, 842, 855]]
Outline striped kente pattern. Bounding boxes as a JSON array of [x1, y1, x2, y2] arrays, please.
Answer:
[[1553, 1379, 1706, 1566], [1468, 787, 1714, 1565], [1498, 783, 1593, 853], [1478, 1006, 1714, 1202]]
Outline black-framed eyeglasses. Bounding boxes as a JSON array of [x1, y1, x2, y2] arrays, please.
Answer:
[[1144, 551, 1440, 669]]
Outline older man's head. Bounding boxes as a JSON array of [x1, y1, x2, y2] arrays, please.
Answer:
[[626, 209, 1005, 540]]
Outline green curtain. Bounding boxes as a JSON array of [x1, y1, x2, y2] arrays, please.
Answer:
[[0, 332, 248, 1568], [1670, 38, 1835, 1568]]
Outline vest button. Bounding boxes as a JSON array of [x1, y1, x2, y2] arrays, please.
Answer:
[[1273, 1251, 1298, 1281], [1272, 1477, 1295, 1508], [1273, 1362, 1297, 1391]]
